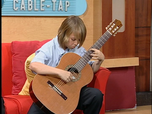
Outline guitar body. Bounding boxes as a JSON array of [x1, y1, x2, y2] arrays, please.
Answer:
[[30, 53, 94, 114]]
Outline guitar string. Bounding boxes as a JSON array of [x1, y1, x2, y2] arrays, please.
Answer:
[[56, 80, 64, 87], [55, 66, 79, 87], [55, 66, 80, 88]]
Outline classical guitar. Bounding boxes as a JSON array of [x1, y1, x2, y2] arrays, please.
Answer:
[[29, 19, 122, 114]]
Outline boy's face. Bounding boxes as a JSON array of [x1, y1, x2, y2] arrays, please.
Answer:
[[65, 33, 80, 49]]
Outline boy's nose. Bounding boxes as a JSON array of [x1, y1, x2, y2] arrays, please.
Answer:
[[74, 40, 78, 45]]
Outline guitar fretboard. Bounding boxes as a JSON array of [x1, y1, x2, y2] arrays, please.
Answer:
[[73, 31, 112, 72]]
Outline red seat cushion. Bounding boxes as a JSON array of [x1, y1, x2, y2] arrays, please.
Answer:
[[3, 95, 33, 114]]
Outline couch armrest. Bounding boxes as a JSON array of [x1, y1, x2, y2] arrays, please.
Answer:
[[87, 67, 111, 114], [88, 67, 111, 94]]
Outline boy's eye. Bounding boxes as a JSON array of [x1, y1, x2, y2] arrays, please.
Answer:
[[70, 37, 80, 43], [71, 38, 76, 41]]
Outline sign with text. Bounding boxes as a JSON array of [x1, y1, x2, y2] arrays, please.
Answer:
[[2, 0, 87, 16]]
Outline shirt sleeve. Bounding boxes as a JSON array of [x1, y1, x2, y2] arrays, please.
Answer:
[[31, 41, 52, 64], [31, 50, 49, 64], [88, 61, 94, 66]]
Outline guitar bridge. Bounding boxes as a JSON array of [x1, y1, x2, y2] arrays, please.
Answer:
[[47, 81, 67, 100]]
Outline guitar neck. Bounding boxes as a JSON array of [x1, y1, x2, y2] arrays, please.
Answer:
[[74, 31, 112, 72], [91, 31, 112, 50]]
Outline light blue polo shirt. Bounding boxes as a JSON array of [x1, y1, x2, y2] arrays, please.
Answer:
[[31, 36, 93, 67]]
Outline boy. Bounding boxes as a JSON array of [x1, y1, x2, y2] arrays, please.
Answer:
[[28, 16, 105, 114]]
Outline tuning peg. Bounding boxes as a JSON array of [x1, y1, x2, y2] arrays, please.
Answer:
[[113, 32, 118, 36]]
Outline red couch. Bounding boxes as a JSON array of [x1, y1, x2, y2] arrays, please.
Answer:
[[2, 40, 111, 114]]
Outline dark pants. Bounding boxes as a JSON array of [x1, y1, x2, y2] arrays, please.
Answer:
[[28, 86, 103, 114], [1, 97, 5, 114]]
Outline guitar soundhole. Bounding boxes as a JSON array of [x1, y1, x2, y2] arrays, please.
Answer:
[[66, 66, 81, 82], [68, 67, 78, 73]]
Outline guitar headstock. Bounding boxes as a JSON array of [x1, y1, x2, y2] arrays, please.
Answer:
[[106, 19, 123, 36]]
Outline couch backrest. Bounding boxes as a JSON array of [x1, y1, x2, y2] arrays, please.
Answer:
[[2, 43, 13, 96]]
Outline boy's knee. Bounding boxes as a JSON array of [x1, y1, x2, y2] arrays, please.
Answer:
[[93, 88, 104, 101]]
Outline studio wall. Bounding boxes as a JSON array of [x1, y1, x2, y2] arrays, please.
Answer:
[[2, 0, 102, 51]]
